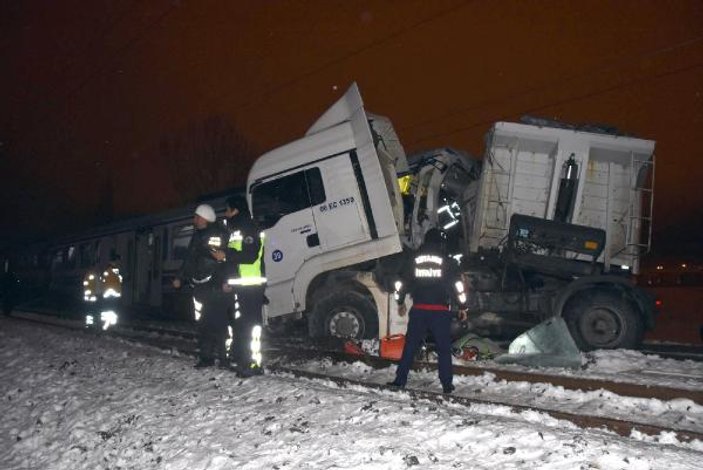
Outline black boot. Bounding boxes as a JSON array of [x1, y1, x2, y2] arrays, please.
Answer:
[[386, 380, 405, 389], [217, 357, 232, 370], [236, 363, 263, 377], [194, 358, 214, 369], [442, 384, 455, 394]]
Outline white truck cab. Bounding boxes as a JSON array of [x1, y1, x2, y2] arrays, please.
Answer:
[[247, 83, 409, 338]]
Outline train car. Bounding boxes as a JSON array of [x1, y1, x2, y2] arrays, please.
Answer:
[[1, 191, 241, 322]]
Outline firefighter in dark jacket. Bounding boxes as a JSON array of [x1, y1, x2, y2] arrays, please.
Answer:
[[212, 195, 265, 377], [83, 256, 122, 331], [388, 228, 468, 393], [173, 204, 231, 368]]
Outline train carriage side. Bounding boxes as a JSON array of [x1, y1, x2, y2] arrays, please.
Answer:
[[3, 204, 193, 320], [4, 191, 243, 321]]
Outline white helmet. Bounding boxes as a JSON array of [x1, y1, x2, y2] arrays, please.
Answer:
[[194, 204, 216, 223]]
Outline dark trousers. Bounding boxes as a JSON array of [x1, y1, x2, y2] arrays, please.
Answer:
[[194, 285, 230, 364], [84, 302, 99, 330], [84, 298, 119, 331], [231, 285, 265, 368], [394, 307, 453, 388]]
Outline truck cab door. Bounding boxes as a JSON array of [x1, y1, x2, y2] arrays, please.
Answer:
[[311, 151, 369, 251], [250, 167, 326, 314]]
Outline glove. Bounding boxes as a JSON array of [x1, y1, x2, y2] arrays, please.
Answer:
[[457, 309, 468, 322]]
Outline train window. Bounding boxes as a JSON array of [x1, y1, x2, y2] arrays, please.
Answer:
[[127, 240, 134, 280], [94, 240, 102, 266], [162, 228, 169, 261], [251, 167, 326, 229], [80, 243, 97, 268], [51, 249, 64, 270], [172, 225, 194, 260], [153, 236, 160, 279], [79, 244, 88, 268], [67, 246, 76, 269]]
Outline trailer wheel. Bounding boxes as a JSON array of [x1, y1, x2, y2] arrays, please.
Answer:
[[564, 290, 644, 351], [310, 291, 378, 340]]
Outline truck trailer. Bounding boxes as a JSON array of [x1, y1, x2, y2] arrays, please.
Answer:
[[246, 83, 656, 351]]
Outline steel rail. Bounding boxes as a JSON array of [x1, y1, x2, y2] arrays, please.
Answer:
[[268, 345, 703, 405], [11, 310, 703, 404], [268, 363, 703, 443], [7, 313, 703, 443]]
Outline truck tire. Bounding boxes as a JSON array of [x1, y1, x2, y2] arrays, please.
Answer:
[[564, 289, 644, 351], [310, 290, 379, 340]]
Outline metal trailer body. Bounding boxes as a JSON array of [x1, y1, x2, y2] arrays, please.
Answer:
[[474, 121, 655, 274]]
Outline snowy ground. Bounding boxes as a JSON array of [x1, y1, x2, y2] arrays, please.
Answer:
[[2, 317, 703, 470], [286, 355, 703, 435]]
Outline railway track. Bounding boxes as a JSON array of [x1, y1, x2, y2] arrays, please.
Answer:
[[269, 364, 703, 443], [639, 343, 703, 361], [8, 310, 703, 444]]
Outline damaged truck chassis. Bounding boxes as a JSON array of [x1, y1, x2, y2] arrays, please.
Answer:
[[247, 83, 656, 351]]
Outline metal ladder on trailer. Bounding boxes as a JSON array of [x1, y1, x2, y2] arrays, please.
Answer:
[[484, 144, 518, 233], [625, 152, 656, 269]]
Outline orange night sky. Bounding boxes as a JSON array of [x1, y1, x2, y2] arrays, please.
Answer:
[[1, 0, 702, 254]]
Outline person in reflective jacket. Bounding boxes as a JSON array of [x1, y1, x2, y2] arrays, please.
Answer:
[[211, 195, 265, 377], [173, 204, 230, 368], [82, 255, 122, 332], [98, 258, 122, 330], [388, 228, 468, 394]]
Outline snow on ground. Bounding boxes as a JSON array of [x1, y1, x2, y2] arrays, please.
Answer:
[[287, 357, 703, 435], [2, 317, 703, 470]]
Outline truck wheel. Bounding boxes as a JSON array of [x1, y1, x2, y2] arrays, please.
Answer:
[[564, 290, 644, 351], [310, 291, 379, 340]]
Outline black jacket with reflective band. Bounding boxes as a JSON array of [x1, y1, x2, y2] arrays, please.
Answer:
[[395, 247, 465, 308], [179, 222, 230, 284]]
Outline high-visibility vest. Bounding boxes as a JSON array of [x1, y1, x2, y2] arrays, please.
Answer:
[[227, 231, 266, 286], [82, 271, 99, 302]]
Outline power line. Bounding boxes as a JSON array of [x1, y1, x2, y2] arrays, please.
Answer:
[[18, 1, 472, 142], [227, 0, 476, 112], [19, 2, 178, 141], [400, 34, 703, 134], [406, 61, 703, 146], [29, 0, 141, 109], [15, 1, 702, 152], [221, 10, 703, 150]]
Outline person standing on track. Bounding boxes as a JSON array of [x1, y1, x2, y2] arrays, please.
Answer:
[[173, 204, 230, 368], [388, 228, 468, 394], [212, 196, 266, 377]]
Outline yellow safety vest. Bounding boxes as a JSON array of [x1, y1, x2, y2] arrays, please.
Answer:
[[227, 231, 266, 286]]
